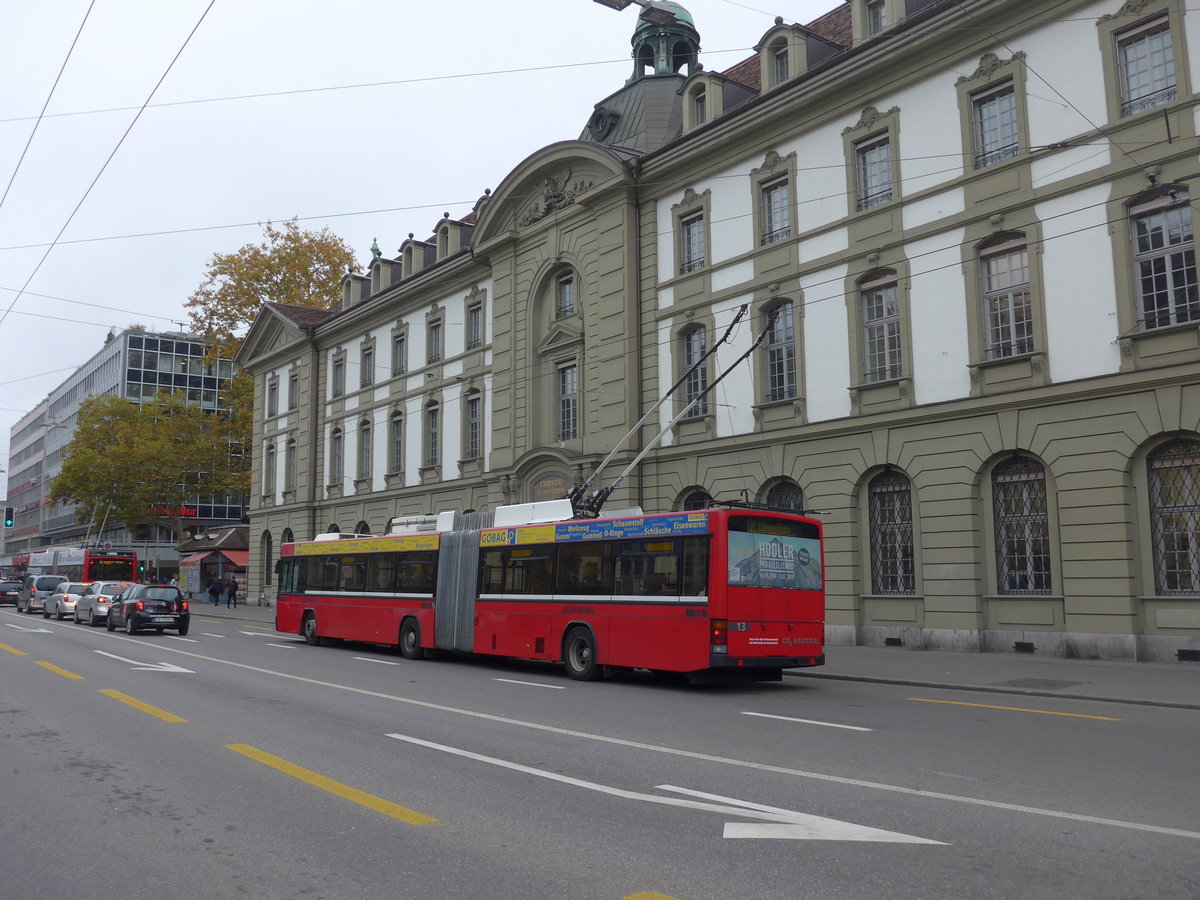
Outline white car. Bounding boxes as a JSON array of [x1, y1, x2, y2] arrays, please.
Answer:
[[44, 582, 90, 621], [74, 580, 135, 627]]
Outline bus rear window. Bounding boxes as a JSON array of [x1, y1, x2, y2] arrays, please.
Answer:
[[727, 516, 822, 590]]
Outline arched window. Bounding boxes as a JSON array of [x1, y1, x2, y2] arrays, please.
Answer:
[[681, 326, 708, 416], [765, 480, 803, 510], [868, 470, 914, 594], [424, 402, 440, 468], [281, 528, 294, 545], [683, 490, 712, 511], [389, 412, 404, 473], [327, 523, 340, 534], [354, 520, 370, 536], [358, 419, 372, 480], [263, 443, 276, 497], [261, 531, 273, 587], [285, 438, 297, 492], [992, 456, 1051, 594], [764, 302, 797, 401], [329, 427, 344, 485], [1148, 438, 1200, 594]]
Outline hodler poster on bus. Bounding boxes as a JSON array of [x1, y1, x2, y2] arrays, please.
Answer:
[[727, 532, 822, 590]]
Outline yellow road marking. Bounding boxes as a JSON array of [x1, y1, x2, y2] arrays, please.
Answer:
[[908, 697, 1119, 721], [625, 894, 682, 900], [226, 743, 438, 825], [0, 643, 28, 656], [35, 660, 84, 680], [241, 624, 274, 631], [99, 689, 188, 723]]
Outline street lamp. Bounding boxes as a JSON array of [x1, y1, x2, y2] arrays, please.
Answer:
[[592, 0, 678, 26]]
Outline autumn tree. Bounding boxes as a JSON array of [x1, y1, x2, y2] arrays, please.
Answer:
[[184, 219, 359, 496], [51, 392, 247, 542]]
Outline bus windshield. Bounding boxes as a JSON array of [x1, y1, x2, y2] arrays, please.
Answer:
[[727, 516, 822, 590]]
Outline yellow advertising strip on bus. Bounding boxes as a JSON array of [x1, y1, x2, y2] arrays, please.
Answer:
[[291, 534, 440, 556], [480, 512, 710, 548]]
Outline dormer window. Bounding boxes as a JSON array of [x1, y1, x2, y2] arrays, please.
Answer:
[[772, 39, 789, 84], [693, 86, 707, 125], [437, 227, 449, 259], [867, 0, 887, 36]]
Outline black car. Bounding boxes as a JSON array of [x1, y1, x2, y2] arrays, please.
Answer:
[[106, 584, 190, 635], [0, 579, 21, 605]]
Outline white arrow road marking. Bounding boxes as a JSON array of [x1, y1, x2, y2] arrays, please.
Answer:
[[93, 650, 194, 673], [5, 623, 52, 633], [494, 678, 566, 690], [354, 657, 401, 666], [165, 636, 199, 643], [742, 711, 873, 732], [385, 733, 944, 844], [267, 643, 296, 650], [201, 633, 224, 638], [657, 786, 938, 842]]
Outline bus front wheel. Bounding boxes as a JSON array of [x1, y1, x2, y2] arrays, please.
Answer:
[[399, 618, 422, 660], [563, 626, 600, 681], [302, 613, 322, 646]]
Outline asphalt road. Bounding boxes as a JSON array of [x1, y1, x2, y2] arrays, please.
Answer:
[[1, 606, 1197, 900]]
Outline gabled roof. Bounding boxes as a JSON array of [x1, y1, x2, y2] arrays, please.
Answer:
[[263, 302, 335, 328]]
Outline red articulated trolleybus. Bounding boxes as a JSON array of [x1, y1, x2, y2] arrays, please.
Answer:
[[275, 499, 824, 682], [29, 547, 138, 583]]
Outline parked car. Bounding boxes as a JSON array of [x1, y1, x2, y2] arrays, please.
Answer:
[[44, 582, 90, 620], [0, 579, 22, 605], [17, 574, 68, 615], [107, 584, 190, 635], [74, 580, 134, 627]]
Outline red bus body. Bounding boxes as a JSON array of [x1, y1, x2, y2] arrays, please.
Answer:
[[29, 547, 138, 583], [276, 507, 823, 680]]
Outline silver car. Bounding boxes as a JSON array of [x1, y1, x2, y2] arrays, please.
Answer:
[[74, 580, 135, 627], [17, 574, 67, 615], [44, 582, 90, 621]]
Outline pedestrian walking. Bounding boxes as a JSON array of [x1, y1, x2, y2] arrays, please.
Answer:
[[226, 576, 239, 609], [207, 578, 221, 605]]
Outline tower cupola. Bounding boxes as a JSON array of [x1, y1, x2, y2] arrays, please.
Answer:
[[628, 2, 700, 84]]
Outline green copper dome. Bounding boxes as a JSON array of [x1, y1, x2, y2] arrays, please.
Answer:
[[629, 1, 700, 83]]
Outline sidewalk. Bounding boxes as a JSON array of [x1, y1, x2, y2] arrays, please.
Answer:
[[193, 598, 1199, 709], [789, 644, 1200, 710]]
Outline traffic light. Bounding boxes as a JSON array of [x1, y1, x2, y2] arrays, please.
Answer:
[[3, 507, 13, 528]]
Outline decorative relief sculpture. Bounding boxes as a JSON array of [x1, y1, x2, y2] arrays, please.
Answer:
[[842, 105, 899, 135], [518, 169, 595, 227], [956, 51, 1025, 85]]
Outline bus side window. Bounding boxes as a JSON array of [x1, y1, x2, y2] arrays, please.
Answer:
[[320, 559, 340, 592], [505, 549, 552, 595], [681, 538, 709, 595], [369, 554, 397, 593], [555, 544, 611, 594], [480, 550, 505, 594], [339, 557, 366, 592]]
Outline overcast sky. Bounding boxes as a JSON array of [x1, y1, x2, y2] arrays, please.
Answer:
[[0, 0, 838, 494]]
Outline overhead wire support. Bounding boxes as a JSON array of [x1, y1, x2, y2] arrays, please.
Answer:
[[578, 305, 778, 519], [565, 303, 749, 517]]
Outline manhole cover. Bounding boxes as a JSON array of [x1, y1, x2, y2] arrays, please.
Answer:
[[1000, 678, 1086, 690]]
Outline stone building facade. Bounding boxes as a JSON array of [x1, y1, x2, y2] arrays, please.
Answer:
[[239, 0, 1200, 661]]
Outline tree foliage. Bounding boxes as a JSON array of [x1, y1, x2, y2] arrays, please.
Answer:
[[51, 393, 247, 541], [185, 218, 358, 340]]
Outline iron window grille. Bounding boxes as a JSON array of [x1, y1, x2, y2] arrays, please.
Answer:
[[1133, 200, 1198, 329], [981, 242, 1033, 358], [765, 480, 804, 511], [869, 470, 915, 594], [683, 490, 712, 510], [1149, 438, 1200, 595], [992, 456, 1052, 594]]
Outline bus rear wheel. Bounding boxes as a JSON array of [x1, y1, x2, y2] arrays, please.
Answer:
[[399, 619, 422, 660], [563, 626, 600, 681], [302, 613, 322, 646]]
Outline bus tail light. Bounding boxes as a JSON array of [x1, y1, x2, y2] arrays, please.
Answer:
[[710, 619, 728, 653]]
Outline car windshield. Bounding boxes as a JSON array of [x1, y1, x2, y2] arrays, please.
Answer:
[[36, 577, 66, 589]]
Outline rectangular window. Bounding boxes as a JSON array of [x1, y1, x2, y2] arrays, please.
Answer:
[[693, 89, 707, 125], [330, 430, 344, 484], [263, 444, 276, 496], [466, 396, 481, 460], [392, 335, 406, 376], [856, 136, 892, 210], [360, 347, 374, 388], [332, 358, 345, 398], [467, 303, 483, 349], [982, 244, 1033, 358], [266, 380, 278, 417], [427, 322, 442, 364], [862, 283, 903, 382], [558, 363, 578, 441], [866, 0, 887, 36], [993, 459, 1051, 595], [680, 214, 705, 273], [358, 423, 372, 480], [973, 82, 1019, 168], [389, 415, 404, 473], [773, 45, 788, 84], [869, 473, 915, 594], [425, 407, 439, 468], [285, 440, 297, 491], [287, 371, 298, 410], [766, 303, 797, 401], [1118, 18, 1176, 116], [1134, 202, 1198, 329], [556, 276, 575, 318], [683, 327, 709, 416], [761, 178, 791, 245]]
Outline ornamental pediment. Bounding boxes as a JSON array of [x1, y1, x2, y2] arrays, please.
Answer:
[[537, 320, 584, 354]]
